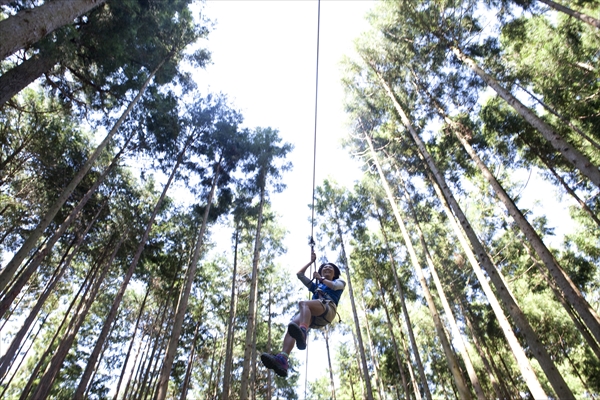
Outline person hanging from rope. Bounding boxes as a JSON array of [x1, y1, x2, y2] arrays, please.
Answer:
[[260, 249, 346, 378]]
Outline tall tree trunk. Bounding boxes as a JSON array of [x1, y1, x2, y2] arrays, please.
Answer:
[[266, 285, 273, 400], [322, 327, 337, 400], [112, 287, 149, 400], [364, 132, 472, 400], [0, 310, 49, 397], [221, 227, 240, 400], [373, 275, 409, 399], [180, 320, 202, 400], [31, 232, 124, 399], [18, 251, 101, 400], [535, 147, 600, 228], [0, 201, 105, 380], [537, 0, 600, 29], [329, 203, 375, 400], [0, 137, 127, 319], [372, 65, 574, 399], [515, 82, 600, 152], [0, 59, 165, 293], [449, 46, 600, 189], [73, 134, 191, 400], [0, 0, 107, 60], [399, 173, 487, 399], [431, 100, 600, 352], [0, 50, 59, 106], [240, 184, 266, 400], [361, 299, 386, 400], [377, 208, 429, 400], [154, 160, 222, 400], [459, 301, 510, 400]]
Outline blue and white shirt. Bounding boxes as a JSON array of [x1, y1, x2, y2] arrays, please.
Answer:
[[297, 273, 345, 306]]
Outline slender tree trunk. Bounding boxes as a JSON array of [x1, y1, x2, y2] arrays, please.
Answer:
[[0, 310, 49, 397], [154, 160, 222, 400], [449, 46, 600, 189], [322, 327, 337, 400], [0, 50, 59, 106], [73, 135, 191, 400], [0, 138, 126, 319], [537, 150, 600, 228], [372, 65, 574, 399], [30, 233, 124, 400], [373, 273, 409, 400], [364, 132, 472, 399], [240, 184, 266, 400], [266, 285, 273, 400], [0, 59, 165, 293], [432, 102, 600, 352], [515, 82, 600, 151], [329, 204, 374, 400], [0, 0, 107, 60], [459, 302, 508, 400], [377, 208, 429, 400], [112, 288, 149, 400], [399, 174, 486, 399], [18, 252, 100, 400], [361, 299, 386, 400], [537, 0, 600, 29], [0, 202, 104, 380], [213, 343, 225, 400], [221, 227, 240, 400], [180, 320, 202, 400]]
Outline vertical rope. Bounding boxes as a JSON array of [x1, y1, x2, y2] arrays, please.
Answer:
[[306, 2, 321, 398], [309, 0, 321, 244]]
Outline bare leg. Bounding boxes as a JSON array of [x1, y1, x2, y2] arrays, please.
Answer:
[[281, 300, 326, 354]]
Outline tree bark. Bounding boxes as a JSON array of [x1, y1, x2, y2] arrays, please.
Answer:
[[0, 0, 107, 60], [179, 320, 202, 400], [450, 46, 600, 189], [377, 209, 429, 400], [31, 232, 125, 399], [0, 50, 59, 106], [112, 288, 149, 400], [372, 64, 574, 399], [364, 132, 472, 400], [0, 137, 127, 319], [330, 203, 375, 400], [73, 134, 191, 400], [0, 201, 104, 380], [432, 100, 600, 351], [0, 59, 165, 293], [240, 184, 266, 400], [154, 159, 222, 400], [537, 0, 600, 29], [221, 227, 240, 400], [375, 278, 409, 400], [322, 327, 337, 400]]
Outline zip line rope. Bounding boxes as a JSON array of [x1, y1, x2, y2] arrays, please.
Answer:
[[306, 1, 321, 398]]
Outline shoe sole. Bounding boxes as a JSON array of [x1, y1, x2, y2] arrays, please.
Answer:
[[288, 323, 307, 350], [261, 354, 288, 378]]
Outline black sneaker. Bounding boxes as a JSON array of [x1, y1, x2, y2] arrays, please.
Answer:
[[261, 353, 288, 377], [288, 322, 308, 350]]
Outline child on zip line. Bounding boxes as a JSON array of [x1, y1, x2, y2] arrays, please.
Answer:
[[260, 250, 346, 378]]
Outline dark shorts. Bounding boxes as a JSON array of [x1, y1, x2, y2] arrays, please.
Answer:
[[310, 299, 337, 329]]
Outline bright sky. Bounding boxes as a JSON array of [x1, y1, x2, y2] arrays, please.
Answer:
[[190, 0, 377, 393]]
